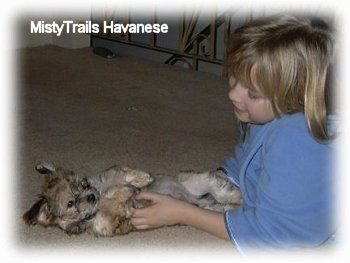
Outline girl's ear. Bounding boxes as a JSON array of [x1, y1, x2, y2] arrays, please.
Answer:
[[23, 197, 54, 226]]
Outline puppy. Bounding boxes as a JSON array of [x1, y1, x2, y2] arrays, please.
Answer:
[[23, 163, 242, 236]]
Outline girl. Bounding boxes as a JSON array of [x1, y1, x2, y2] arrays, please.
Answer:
[[131, 15, 337, 253]]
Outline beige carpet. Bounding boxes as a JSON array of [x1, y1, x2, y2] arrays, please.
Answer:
[[15, 45, 239, 257]]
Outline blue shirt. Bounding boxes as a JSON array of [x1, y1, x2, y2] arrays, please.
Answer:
[[221, 113, 336, 253]]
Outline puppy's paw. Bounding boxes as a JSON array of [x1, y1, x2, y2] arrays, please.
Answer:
[[125, 169, 154, 188], [65, 221, 87, 235]]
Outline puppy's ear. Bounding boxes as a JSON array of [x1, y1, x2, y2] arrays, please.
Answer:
[[23, 198, 53, 226], [36, 162, 76, 181], [35, 162, 56, 175], [35, 162, 69, 189]]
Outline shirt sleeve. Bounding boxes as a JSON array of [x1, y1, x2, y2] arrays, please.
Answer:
[[220, 141, 244, 187], [224, 120, 333, 252]]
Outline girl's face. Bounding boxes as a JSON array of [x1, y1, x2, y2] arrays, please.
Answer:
[[228, 76, 276, 124]]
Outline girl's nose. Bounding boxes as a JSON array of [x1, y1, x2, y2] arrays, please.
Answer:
[[228, 88, 236, 102], [228, 76, 243, 103], [228, 84, 244, 103]]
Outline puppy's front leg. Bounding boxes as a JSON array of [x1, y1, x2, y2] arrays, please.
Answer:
[[65, 220, 89, 235], [96, 166, 154, 188]]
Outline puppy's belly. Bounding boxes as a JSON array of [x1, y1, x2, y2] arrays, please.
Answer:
[[146, 176, 200, 203]]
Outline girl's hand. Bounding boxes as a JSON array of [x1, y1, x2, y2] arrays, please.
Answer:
[[131, 191, 188, 230], [131, 191, 230, 240]]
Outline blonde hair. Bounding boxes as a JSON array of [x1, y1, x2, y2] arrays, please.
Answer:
[[226, 15, 335, 141]]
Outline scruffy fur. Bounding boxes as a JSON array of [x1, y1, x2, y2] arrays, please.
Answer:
[[23, 162, 242, 237]]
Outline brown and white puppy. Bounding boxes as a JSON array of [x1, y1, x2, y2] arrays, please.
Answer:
[[23, 163, 242, 237]]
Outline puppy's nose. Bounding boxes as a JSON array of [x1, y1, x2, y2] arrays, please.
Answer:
[[87, 193, 96, 203]]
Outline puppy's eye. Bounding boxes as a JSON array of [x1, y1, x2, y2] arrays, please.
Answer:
[[67, 200, 75, 208]]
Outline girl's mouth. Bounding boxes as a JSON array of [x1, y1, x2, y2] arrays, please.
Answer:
[[233, 105, 244, 114]]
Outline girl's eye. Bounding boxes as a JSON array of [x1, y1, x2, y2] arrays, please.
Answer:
[[228, 75, 240, 90], [67, 200, 75, 208], [248, 91, 264, 100]]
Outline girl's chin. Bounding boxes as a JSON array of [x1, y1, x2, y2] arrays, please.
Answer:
[[234, 108, 249, 122]]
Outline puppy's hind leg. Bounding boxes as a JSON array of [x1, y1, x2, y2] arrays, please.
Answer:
[[177, 171, 212, 198], [177, 169, 242, 206]]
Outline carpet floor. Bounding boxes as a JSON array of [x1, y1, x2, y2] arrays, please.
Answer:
[[14, 45, 239, 258]]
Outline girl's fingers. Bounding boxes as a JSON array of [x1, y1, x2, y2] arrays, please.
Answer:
[[134, 191, 161, 202], [132, 206, 149, 218], [131, 215, 153, 229], [134, 224, 151, 230], [130, 217, 146, 226], [131, 209, 156, 229]]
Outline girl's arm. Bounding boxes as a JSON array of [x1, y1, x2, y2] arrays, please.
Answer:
[[131, 191, 230, 240]]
